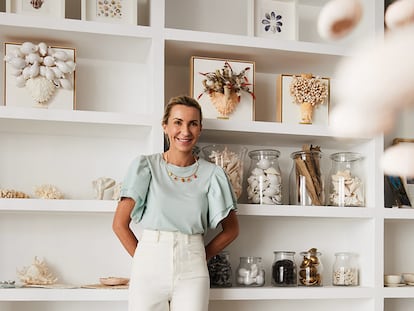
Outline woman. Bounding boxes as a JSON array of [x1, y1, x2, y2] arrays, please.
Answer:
[[112, 95, 239, 311]]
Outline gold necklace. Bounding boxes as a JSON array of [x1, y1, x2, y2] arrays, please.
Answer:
[[164, 153, 199, 182]]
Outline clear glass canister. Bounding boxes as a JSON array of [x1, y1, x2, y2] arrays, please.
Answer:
[[271, 251, 297, 287], [236, 256, 265, 287], [328, 152, 365, 207], [332, 252, 359, 286], [289, 150, 325, 206], [207, 251, 232, 287], [202, 144, 247, 200], [246, 149, 282, 205], [298, 248, 323, 286]]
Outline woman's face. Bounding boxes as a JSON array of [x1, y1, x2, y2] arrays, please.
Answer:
[[163, 104, 202, 154]]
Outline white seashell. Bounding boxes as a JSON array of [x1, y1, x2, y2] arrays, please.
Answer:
[[20, 42, 38, 54], [11, 48, 24, 58], [28, 63, 40, 78], [263, 187, 278, 197], [385, 0, 414, 30], [261, 196, 274, 205], [26, 53, 42, 64], [15, 75, 27, 88], [317, 0, 362, 40], [251, 167, 264, 176], [53, 50, 69, 61], [264, 167, 279, 175], [9, 57, 27, 69], [47, 47, 55, 56], [22, 67, 31, 79], [38, 42, 48, 56], [65, 60, 76, 72], [51, 67, 64, 78], [238, 268, 249, 277], [43, 56, 55, 67], [9, 67, 22, 77], [25, 76, 56, 105], [257, 159, 271, 170], [59, 78, 72, 90], [55, 61, 72, 74], [256, 274, 265, 286], [44, 67, 55, 80], [39, 66, 46, 77]]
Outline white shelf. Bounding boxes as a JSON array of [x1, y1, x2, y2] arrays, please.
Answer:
[[383, 208, 414, 220]]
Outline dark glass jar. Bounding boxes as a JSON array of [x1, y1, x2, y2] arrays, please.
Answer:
[[271, 251, 297, 287], [207, 251, 232, 287]]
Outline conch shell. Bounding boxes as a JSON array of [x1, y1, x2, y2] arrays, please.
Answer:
[[17, 257, 58, 285], [25, 76, 56, 107], [209, 87, 239, 119]]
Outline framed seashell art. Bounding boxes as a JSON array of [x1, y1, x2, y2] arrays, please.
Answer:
[[3, 42, 76, 110], [190, 56, 256, 121], [276, 73, 330, 126], [248, 0, 298, 40], [81, 0, 138, 25], [5, 0, 65, 18]]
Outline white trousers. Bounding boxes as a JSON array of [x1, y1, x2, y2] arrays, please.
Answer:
[[128, 230, 210, 311]]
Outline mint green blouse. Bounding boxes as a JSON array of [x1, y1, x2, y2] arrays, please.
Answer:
[[120, 153, 237, 235]]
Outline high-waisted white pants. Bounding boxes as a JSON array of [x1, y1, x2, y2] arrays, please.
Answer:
[[128, 230, 210, 311]]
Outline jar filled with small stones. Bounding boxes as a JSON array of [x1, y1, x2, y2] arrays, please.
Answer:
[[246, 149, 282, 205], [298, 248, 323, 286], [332, 252, 359, 286], [328, 152, 365, 207], [207, 251, 232, 288], [236, 256, 265, 287], [271, 251, 297, 287]]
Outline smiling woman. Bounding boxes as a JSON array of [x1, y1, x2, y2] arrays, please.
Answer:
[[112, 95, 239, 311]]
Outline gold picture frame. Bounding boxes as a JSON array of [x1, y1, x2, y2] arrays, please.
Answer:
[[6, 0, 65, 18], [190, 56, 256, 121]]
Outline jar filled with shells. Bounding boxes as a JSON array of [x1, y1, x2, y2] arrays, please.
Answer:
[[202, 144, 247, 199], [208, 251, 232, 288], [236, 256, 265, 287], [332, 252, 359, 286], [298, 248, 323, 286], [328, 152, 365, 207], [246, 149, 282, 205], [289, 146, 325, 206], [271, 251, 297, 287]]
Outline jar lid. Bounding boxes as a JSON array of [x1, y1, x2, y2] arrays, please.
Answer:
[[334, 252, 358, 257], [290, 150, 323, 159], [330, 152, 363, 162], [248, 149, 280, 159], [273, 251, 296, 255]]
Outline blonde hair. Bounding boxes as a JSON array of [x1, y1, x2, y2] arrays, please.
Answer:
[[162, 95, 203, 126]]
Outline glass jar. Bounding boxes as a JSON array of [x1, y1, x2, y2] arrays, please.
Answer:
[[246, 149, 282, 205], [332, 252, 359, 286], [298, 248, 323, 286], [289, 150, 324, 206], [271, 251, 297, 287], [202, 144, 247, 199], [328, 152, 365, 207], [207, 251, 232, 287], [236, 256, 265, 287]]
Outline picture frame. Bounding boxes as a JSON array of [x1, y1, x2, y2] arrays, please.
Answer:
[[251, 0, 298, 40], [276, 74, 330, 125], [81, 0, 138, 25], [3, 42, 76, 110], [384, 175, 411, 208], [190, 56, 256, 121], [392, 138, 414, 205], [6, 0, 65, 18]]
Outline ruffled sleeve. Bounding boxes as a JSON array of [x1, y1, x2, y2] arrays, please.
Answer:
[[120, 155, 151, 223], [207, 166, 237, 228]]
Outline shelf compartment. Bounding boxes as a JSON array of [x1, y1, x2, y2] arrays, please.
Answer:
[[384, 208, 414, 220]]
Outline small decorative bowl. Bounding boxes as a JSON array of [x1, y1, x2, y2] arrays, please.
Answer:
[[402, 273, 414, 283], [99, 277, 129, 286], [384, 274, 401, 284]]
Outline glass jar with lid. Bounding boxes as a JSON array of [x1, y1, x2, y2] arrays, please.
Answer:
[[207, 251, 232, 287], [332, 252, 359, 286], [298, 248, 323, 286], [271, 251, 297, 287], [327, 152, 365, 207], [236, 256, 265, 287], [289, 150, 325, 206], [246, 149, 282, 205]]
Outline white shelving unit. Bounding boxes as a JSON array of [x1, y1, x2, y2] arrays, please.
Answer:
[[1, 1, 413, 311]]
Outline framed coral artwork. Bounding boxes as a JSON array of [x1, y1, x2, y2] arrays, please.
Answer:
[[81, 0, 138, 24], [190, 56, 256, 121], [252, 0, 298, 40], [6, 0, 65, 18], [276, 74, 330, 125], [3, 42, 76, 110]]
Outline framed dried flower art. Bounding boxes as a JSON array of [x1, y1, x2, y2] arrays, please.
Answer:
[[5, 0, 65, 18], [190, 56, 256, 121], [253, 0, 298, 40], [3, 42, 76, 110], [81, 0, 138, 24], [276, 74, 330, 125]]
